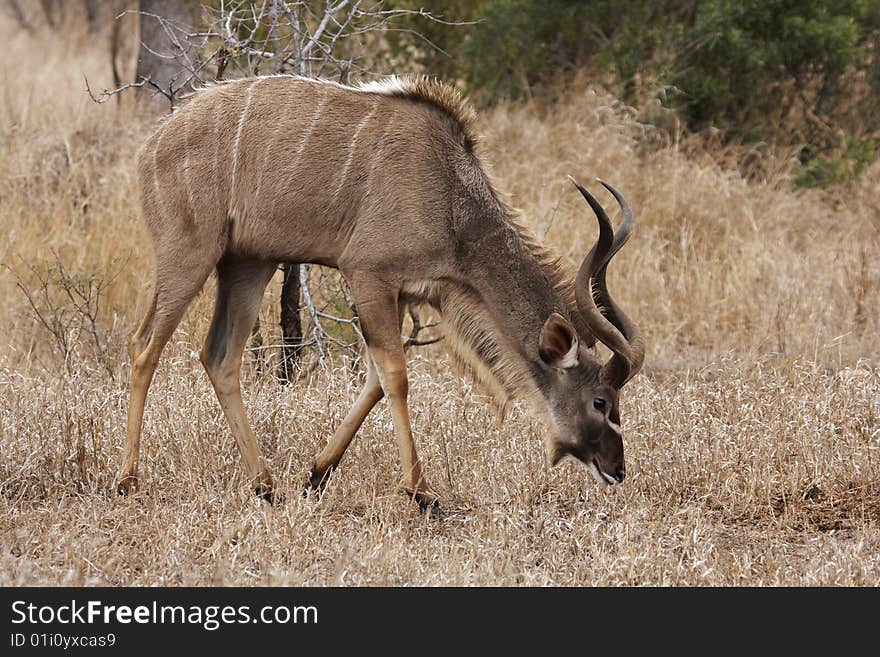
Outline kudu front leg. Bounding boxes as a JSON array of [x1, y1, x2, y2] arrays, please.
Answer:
[[307, 303, 409, 493], [344, 278, 438, 512]]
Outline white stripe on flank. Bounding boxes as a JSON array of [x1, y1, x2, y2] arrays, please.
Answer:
[[230, 79, 260, 199], [182, 110, 196, 218], [291, 87, 329, 172], [151, 122, 169, 220], [254, 92, 288, 201], [365, 116, 393, 191], [212, 96, 223, 214], [332, 98, 379, 201]]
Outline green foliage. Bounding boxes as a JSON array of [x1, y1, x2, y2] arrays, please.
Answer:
[[392, 0, 663, 101], [666, 1, 871, 130], [456, 0, 592, 103], [392, 0, 880, 186], [794, 138, 877, 188], [661, 0, 880, 183]]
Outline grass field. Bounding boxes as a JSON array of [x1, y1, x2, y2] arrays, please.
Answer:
[[1, 14, 879, 586]]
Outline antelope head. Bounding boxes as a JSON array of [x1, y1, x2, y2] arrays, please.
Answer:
[[537, 180, 645, 486]]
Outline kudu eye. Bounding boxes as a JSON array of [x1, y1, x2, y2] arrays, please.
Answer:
[[593, 397, 607, 411]]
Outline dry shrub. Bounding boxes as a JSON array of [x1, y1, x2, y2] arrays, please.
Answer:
[[1, 13, 878, 585]]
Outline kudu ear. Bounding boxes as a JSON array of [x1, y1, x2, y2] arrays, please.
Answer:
[[538, 313, 579, 369]]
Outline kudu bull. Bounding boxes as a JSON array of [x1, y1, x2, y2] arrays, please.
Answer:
[[116, 75, 644, 510]]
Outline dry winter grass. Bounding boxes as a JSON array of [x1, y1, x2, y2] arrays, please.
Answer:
[[1, 15, 879, 586]]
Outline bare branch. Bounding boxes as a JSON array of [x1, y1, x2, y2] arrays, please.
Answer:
[[403, 305, 443, 351], [299, 264, 326, 362], [85, 75, 157, 104]]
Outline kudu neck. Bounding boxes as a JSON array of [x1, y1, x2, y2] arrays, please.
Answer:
[[463, 216, 573, 368]]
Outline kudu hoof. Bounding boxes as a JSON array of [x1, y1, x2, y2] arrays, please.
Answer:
[[409, 490, 444, 519], [115, 475, 138, 497], [303, 464, 333, 498], [254, 481, 283, 506]]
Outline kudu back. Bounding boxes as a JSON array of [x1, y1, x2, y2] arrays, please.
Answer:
[[117, 75, 644, 508]]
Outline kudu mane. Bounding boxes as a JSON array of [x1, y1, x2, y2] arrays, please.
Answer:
[[436, 214, 580, 413]]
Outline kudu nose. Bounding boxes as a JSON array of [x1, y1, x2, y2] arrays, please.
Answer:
[[614, 465, 626, 483]]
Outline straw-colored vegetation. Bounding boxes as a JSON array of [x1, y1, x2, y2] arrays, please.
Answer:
[[1, 14, 878, 585]]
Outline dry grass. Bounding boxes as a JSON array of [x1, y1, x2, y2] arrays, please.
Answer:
[[1, 14, 879, 586]]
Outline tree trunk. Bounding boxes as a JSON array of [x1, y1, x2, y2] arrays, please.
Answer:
[[278, 263, 304, 383], [135, 0, 197, 112]]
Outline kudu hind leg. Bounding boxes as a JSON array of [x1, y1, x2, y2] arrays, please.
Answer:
[[128, 292, 157, 362], [117, 263, 215, 495], [200, 258, 277, 502]]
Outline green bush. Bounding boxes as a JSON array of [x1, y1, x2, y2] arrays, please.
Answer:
[[392, 0, 880, 186], [794, 138, 877, 188]]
